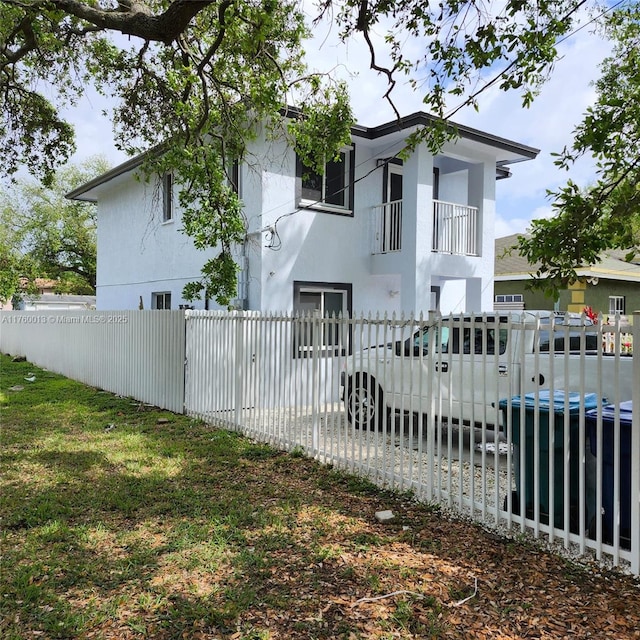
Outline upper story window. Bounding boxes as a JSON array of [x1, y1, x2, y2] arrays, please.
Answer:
[[162, 173, 173, 222], [296, 147, 355, 215], [225, 159, 240, 196]]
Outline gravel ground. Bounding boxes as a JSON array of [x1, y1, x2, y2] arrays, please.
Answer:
[[210, 404, 516, 515], [195, 403, 636, 573]]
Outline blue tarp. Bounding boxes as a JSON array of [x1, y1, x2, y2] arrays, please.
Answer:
[[592, 400, 633, 425]]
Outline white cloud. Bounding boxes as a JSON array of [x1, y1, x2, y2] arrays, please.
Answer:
[[494, 204, 555, 239]]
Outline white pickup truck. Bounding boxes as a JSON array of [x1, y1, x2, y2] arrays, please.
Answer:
[[341, 311, 634, 430]]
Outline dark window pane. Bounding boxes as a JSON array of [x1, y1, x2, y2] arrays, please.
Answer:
[[298, 291, 321, 314], [296, 292, 320, 348], [389, 172, 402, 201], [323, 292, 344, 317], [325, 154, 346, 206], [163, 174, 173, 221], [301, 170, 322, 202], [540, 330, 599, 352]]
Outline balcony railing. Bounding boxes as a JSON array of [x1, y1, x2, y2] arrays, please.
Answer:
[[372, 199, 479, 256], [432, 200, 479, 256], [371, 200, 403, 254]]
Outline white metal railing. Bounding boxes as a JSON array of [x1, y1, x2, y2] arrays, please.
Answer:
[[1, 309, 638, 574], [372, 199, 403, 254], [433, 200, 479, 255]]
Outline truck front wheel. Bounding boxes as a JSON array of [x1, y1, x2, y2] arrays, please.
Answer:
[[345, 375, 385, 431]]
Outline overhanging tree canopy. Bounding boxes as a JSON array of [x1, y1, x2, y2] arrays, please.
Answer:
[[517, 2, 640, 297], [1, 0, 599, 304]]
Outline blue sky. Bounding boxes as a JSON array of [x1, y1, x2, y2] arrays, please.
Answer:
[[64, 7, 611, 240]]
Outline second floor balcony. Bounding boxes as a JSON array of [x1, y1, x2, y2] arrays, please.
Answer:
[[372, 199, 479, 257]]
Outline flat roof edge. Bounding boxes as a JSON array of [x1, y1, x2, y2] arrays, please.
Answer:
[[68, 110, 539, 199]]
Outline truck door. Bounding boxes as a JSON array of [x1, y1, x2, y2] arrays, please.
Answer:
[[426, 317, 511, 426], [391, 323, 448, 416]]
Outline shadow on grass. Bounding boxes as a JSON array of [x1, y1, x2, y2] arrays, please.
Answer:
[[1, 355, 396, 639], [9, 355, 636, 640]]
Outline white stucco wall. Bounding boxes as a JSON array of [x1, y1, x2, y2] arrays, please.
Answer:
[[247, 136, 404, 315], [96, 173, 214, 311], [92, 122, 514, 315], [438, 170, 468, 204]]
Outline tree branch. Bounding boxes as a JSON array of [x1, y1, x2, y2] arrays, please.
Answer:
[[356, 0, 401, 120], [2, 0, 216, 44], [1, 15, 37, 65]]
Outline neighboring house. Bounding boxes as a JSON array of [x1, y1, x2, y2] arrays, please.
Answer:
[[67, 112, 538, 317], [19, 294, 96, 310], [2, 279, 96, 311], [495, 234, 640, 320]]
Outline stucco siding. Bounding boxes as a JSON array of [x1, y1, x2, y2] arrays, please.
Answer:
[[96, 173, 211, 310], [84, 114, 536, 315]]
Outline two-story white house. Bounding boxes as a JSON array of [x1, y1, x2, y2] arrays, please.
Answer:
[[68, 111, 537, 316]]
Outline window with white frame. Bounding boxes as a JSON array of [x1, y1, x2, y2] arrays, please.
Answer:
[[296, 147, 355, 214], [162, 173, 173, 222], [152, 292, 172, 310], [609, 295, 625, 316], [293, 281, 352, 356], [495, 294, 523, 304]]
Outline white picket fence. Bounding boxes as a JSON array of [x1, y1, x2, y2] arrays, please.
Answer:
[[2, 309, 638, 574]]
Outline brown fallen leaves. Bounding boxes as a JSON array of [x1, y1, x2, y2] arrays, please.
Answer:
[[93, 453, 640, 640], [6, 425, 640, 640]]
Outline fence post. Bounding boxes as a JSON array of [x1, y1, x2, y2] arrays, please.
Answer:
[[631, 311, 640, 575], [234, 312, 244, 428], [311, 312, 320, 453]]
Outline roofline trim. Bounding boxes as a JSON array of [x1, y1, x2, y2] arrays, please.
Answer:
[[66, 145, 165, 201], [351, 111, 539, 159], [68, 110, 539, 200], [66, 154, 145, 201]]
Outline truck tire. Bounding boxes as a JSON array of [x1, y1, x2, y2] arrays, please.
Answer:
[[345, 374, 385, 431]]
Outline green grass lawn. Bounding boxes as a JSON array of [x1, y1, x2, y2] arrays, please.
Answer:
[[1, 353, 639, 640]]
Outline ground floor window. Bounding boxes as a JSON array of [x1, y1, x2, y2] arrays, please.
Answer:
[[152, 292, 172, 310], [495, 294, 523, 304], [609, 296, 625, 316], [293, 281, 352, 356]]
